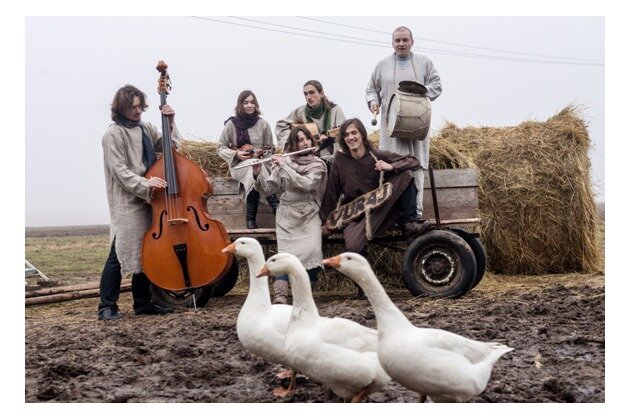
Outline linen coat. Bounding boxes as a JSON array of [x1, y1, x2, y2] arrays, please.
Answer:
[[255, 155, 327, 270], [365, 52, 441, 216], [102, 121, 180, 274], [217, 117, 275, 202]]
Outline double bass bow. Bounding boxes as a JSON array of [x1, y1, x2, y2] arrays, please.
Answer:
[[142, 60, 233, 291]]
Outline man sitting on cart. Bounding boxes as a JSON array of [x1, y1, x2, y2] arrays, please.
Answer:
[[319, 118, 430, 257]]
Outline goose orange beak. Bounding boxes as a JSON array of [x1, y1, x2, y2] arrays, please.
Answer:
[[322, 255, 341, 268], [257, 264, 270, 278], [222, 243, 237, 254]]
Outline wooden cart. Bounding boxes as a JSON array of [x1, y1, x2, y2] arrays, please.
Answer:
[[150, 168, 486, 308]]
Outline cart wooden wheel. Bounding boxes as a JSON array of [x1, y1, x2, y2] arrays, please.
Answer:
[[150, 258, 239, 308], [402, 230, 477, 298]]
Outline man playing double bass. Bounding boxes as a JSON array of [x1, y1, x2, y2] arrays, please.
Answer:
[[366, 26, 442, 222], [98, 84, 176, 320]]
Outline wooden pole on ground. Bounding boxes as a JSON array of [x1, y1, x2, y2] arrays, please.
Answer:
[[25, 281, 132, 306], [25, 280, 132, 298]]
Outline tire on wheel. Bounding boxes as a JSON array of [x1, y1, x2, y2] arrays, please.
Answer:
[[149, 258, 240, 308], [447, 228, 487, 291], [208, 257, 240, 297], [150, 283, 214, 309], [402, 229, 477, 298]]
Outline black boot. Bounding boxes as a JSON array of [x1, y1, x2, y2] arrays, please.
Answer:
[[246, 190, 260, 229], [266, 194, 280, 215], [396, 182, 420, 223], [307, 267, 320, 291]]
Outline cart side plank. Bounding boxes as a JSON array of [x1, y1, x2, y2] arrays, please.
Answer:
[[207, 169, 479, 231]]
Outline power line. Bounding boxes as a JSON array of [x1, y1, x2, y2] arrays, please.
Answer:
[[297, 16, 604, 64], [190, 16, 385, 48], [190, 16, 603, 66], [228, 16, 385, 47]]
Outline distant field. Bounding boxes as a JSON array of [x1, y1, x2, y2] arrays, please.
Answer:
[[26, 225, 109, 238], [25, 225, 110, 284]]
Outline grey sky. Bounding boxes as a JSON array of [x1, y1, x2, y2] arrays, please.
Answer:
[[25, 16, 604, 226]]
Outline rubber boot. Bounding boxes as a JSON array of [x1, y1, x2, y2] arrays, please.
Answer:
[[266, 194, 280, 215], [272, 279, 289, 305], [246, 190, 260, 229]]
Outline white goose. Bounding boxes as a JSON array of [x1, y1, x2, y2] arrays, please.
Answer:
[[258, 252, 390, 402], [222, 238, 296, 397], [324, 252, 513, 403]]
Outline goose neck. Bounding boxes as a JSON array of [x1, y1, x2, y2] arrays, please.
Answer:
[[245, 253, 272, 306], [356, 268, 412, 330]]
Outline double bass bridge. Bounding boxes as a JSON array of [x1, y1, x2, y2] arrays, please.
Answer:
[[168, 218, 189, 225]]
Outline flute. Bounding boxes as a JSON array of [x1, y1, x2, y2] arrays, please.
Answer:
[[232, 136, 336, 171], [232, 146, 318, 170]]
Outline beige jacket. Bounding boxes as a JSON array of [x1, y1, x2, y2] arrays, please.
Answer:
[[102, 121, 180, 274]]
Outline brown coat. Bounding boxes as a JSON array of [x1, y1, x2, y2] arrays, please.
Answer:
[[320, 149, 420, 252]]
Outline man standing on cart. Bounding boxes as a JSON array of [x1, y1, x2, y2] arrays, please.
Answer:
[[365, 26, 442, 221]]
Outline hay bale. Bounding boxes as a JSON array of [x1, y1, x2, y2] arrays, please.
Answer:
[[178, 140, 229, 177], [430, 105, 603, 274]]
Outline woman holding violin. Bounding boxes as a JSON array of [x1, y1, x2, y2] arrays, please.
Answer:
[[217, 90, 279, 229], [253, 126, 327, 304], [98, 84, 176, 320]]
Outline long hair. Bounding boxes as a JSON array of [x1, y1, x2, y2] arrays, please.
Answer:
[[303, 80, 336, 110], [234, 90, 261, 117], [285, 126, 316, 153], [110, 85, 147, 121], [337, 118, 373, 155]]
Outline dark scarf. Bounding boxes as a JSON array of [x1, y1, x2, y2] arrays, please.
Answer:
[[225, 113, 259, 148], [114, 116, 157, 171], [304, 104, 332, 131]]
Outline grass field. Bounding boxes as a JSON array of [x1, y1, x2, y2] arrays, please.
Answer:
[[25, 234, 110, 283]]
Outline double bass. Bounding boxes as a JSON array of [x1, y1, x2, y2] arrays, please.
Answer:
[[142, 60, 233, 291]]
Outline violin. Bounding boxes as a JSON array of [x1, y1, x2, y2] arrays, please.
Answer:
[[142, 61, 233, 291], [232, 144, 275, 159]]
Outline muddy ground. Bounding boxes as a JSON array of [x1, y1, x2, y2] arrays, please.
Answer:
[[25, 270, 604, 403]]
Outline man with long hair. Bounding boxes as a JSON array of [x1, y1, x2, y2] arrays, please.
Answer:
[[275, 80, 346, 165], [98, 84, 178, 320], [320, 118, 429, 259]]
